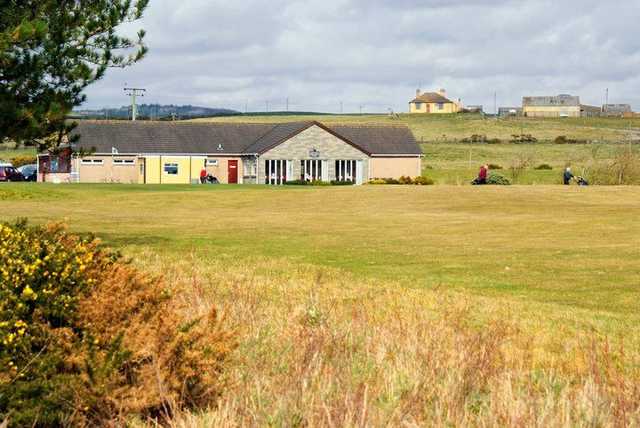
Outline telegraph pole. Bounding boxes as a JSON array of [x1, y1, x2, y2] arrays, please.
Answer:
[[286, 97, 289, 112], [124, 86, 146, 121], [340, 101, 343, 114]]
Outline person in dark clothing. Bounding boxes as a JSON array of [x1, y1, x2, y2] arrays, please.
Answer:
[[563, 167, 574, 185]]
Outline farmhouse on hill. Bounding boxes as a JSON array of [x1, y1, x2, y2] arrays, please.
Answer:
[[522, 94, 601, 118], [409, 89, 461, 114], [37, 121, 422, 185]]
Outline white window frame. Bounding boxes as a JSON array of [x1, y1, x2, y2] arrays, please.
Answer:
[[81, 159, 103, 165], [206, 159, 219, 167], [163, 163, 179, 175]]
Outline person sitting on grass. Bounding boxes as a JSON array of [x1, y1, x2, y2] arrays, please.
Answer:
[[563, 167, 574, 185]]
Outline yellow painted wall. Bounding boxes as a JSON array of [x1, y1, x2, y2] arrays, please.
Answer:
[[410, 102, 458, 114], [145, 156, 161, 184], [523, 106, 580, 118], [191, 156, 207, 183], [158, 156, 191, 184]]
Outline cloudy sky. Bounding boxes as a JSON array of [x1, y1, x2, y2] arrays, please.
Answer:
[[84, 0, 640, 113]]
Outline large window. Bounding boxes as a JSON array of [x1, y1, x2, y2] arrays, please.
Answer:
[[335, 160, 357, 182], [414, 102, 422, 110], [301, 159, 324, 182], [163, 163, 179, 175], [437, 103, 444, 110], [264, 159, 291, 185]]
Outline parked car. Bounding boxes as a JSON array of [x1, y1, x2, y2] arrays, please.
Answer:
[[17, 164, 37, 182], [0, 163, 24, 182]]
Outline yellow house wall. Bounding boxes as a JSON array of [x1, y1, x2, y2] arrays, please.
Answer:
[[369, 157, 422, 179], [77, 156, 139, 183], [145, 156, 161, 184], [191, 157, 206, 183], [158, 156, 191, 184], [410, 102, 458, 114], [523, 106, 581, 118]]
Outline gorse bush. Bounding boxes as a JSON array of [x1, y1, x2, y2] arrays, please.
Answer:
[[368, 177, 433, 185], [486, 173, 511, 185], [0, 221, 235, 427], [9, 156, 36, 168]]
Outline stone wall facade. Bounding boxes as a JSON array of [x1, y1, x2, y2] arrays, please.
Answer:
[[259, 125, 369, 184]]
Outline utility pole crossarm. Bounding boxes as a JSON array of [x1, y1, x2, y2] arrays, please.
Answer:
[[124, 87, 146, 121]]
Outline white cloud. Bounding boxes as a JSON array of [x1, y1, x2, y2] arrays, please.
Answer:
[[84, 0, 640, 112]]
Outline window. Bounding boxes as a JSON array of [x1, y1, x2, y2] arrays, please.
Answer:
[[335, 160, 357, 182], [81, 159, 103, 165], [264, 159, 290, 185], [300, 159, 324, 182], [243, 159, 256, 177], [414, 102, 422, 110], [163, 163, 179, 175], [437, 103, 444, 110], [206, 159, 219, 167], [113, 159, 135, 166]]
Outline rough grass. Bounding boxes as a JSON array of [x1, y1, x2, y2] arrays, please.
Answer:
[[191, 113, 640, 143], [2, 184, 640, 426]]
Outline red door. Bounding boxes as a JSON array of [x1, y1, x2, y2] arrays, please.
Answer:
[[228, 160, 238, 184]]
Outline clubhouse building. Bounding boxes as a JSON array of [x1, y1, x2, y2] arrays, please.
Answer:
[[38, 121, 422, 185]]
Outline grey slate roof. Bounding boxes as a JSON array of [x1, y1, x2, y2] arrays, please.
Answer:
[[70, 120, 421, 156], [522, 94, 580, 107]]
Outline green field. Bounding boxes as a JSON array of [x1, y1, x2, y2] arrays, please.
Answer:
[[193, 113, 640, 143], [2, 183, 640, 425], [2, 183, 638, 325]]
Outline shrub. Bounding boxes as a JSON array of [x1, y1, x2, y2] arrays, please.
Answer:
[[330, 180, 354, 186], [384, 178, 400, 184], [284, 180, 309, 185], [0, 221, 235, 426], [9, 155, 36, 168], [534, 163, 553, 170], [368, 178, 387, 185], [413, 176, 434, 185], [510, 134, 538, 144], [589, 146, 640, 185], [398, 176, 414, 185], [554, 136, 588, 144], [487, 163, 503, 170], [461, 134, 489, 144], [486, 173, 511, 185]]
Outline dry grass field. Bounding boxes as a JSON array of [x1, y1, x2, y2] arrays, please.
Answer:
[[2, 183, 640, 426]]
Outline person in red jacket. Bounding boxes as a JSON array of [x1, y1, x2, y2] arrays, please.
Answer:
[[200, 166, 208, 184], [477, 164, 488, 184]]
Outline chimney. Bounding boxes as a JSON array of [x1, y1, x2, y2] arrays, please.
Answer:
[[416, 88, 421, 98], [438, 88, 447, 96]]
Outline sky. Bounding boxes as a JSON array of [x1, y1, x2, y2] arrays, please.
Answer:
[[83, 0, 640, 113]]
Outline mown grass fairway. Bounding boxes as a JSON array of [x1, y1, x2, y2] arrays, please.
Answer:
[[2, 183, 640, 425], [1, 184, 638, 321]]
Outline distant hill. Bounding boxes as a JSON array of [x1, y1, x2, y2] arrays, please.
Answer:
[[71, 104, 239, 120]]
